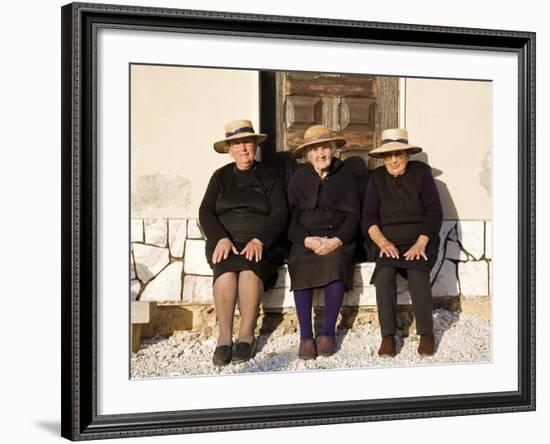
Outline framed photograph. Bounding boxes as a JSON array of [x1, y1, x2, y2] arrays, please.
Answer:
[[61, 2, 535, 440]]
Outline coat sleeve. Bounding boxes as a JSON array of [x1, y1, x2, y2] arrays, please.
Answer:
[[361, 176, 381, 237], [334, 174, 360, 243], [287, 178, 311, 245], [419, 168, 443, 240], [334, 211, 360, 244], [198, 174, 229, 244]]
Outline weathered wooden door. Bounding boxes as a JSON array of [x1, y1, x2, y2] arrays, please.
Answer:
[[274, 72, 399, 169]]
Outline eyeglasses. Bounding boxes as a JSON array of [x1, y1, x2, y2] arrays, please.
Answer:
[[382, 150, 406, 160], [230, 138, 256, 147]]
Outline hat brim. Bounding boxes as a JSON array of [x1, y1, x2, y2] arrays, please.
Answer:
[[213, 133, 267, 153], [293, 136, 346, 158], [368, 142, 422, 158]]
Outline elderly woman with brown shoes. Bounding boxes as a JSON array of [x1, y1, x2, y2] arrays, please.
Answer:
[[362, 128, 443, 358], [286, 125, 360, 360]]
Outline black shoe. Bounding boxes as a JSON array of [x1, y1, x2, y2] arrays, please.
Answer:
[[232, 338, 257, 363], [212, 344, 232, 367]]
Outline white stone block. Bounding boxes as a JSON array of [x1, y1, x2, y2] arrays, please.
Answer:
[[182, 275, 213, 304], [133, 244, 170, 283], [458, 261, 489, 297], [445, 240, 468, 261], [130, 279, 141, 301], [131, 219, 143, 243], [131, 300, 157, 324], [130, 252, 136, 280], [144, 219, 168, 247], [485, 221, 492, 259], [432, 260, 460, 297], [140, 261, 183, 302], [440, 221, 457, 241], [187, 219, 204, 239], [457, 221, 484, 260], [262, 288, 294, 308], [344, 286, 376, 306], [431, 221, 458, 280], [183, 240, 213, 276], [448, 226, 458, 241], [274, 265, 290, 288], [168, 219, 186, 258], [353, 263, 375, 287], [397, 290, 412, 305]]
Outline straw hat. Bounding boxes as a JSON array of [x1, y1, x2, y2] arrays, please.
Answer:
[[368, 128, 422, 158], [213, 119, 267, 153], [292, 124, 346, 158]]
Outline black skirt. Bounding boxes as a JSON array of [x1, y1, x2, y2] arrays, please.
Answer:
[[367, 237, 440, 284], [287, 241, 356, 291], [205, 240, 286, 292]]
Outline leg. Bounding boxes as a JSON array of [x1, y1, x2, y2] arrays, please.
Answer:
[[374, 267, 398, 337], [321, 280, 345, 337], [293, 288, 314, 340], [236, 270, 263, 343], [406, 269, 434, 336], [213, 272, 238, 346]]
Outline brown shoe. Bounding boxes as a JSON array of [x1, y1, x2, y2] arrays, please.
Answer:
[[418, 335, 435, 357], [316, 335, 336, 357], [298, 338, 317, 360], [378, 335, 396, 357]]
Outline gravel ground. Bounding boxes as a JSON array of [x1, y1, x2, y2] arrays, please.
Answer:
[[131, 309, 491, 378]]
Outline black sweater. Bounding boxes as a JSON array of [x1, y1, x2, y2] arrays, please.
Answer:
[[198, 162, 288, 248], [361, 161, 442, 245]]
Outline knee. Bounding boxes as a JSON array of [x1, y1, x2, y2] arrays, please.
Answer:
[[213, 272, 238, 288], [238, 270, 260, 281], [237, 270, 263, 290], [374, 268, 397, 288], [406, 269, 430, 285]]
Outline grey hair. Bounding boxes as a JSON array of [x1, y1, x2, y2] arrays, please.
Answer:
[[299, 141, 338, 164]]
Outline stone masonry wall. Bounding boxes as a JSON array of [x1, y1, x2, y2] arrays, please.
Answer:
[[130, 219, 492, 308]]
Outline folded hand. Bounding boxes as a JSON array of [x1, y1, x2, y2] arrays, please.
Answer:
[[314, 237, 342, 256]]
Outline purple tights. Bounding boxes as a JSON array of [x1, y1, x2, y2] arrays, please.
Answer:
[[293, 280, 345, 340]]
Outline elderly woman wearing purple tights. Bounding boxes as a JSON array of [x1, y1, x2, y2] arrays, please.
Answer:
[[286, 125, 360, 359]]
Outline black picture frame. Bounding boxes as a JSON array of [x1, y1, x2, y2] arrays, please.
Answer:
[[61, 2, 536, 440]]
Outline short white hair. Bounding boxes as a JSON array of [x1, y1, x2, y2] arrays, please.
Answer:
[[301, 142, 337, 163]]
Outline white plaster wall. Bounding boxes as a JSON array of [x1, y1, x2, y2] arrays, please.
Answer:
[[404, 78, 492, 220], [131, 65, 260, 218]]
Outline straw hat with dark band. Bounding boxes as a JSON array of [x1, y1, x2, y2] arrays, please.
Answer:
[[213, 119, 267, 153], [368, 128, 422, 158], [292, 124, 346, 158]]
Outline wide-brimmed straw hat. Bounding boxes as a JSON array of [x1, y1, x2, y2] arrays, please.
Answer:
[[213, 119, 267, 153], [368, 128, 422, 158], [292, 124, 346, 158]]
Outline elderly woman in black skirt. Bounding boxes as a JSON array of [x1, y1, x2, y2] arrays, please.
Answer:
[[362, 128, 443, 357], [287, 125, 360, 359], [199, 119, 288, 366]]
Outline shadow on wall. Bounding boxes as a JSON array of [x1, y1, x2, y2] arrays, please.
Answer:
[[413, 152, 458, 220]]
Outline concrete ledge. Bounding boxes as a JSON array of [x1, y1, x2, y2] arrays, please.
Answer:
[[131, 301, 158, 324], [134, 296, 491, 343]]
